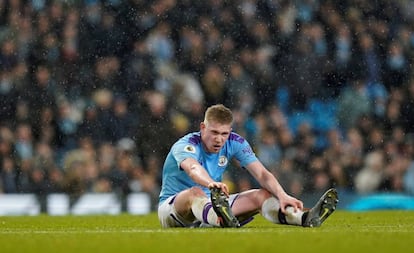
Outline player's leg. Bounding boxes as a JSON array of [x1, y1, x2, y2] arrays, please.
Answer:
[[231, 188, 338, 227], [158, 195, 184, 228], [231, 188, 304, 226], [158, 187, 223, 228]]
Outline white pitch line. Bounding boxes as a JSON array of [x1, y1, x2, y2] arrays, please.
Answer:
[[0, 227, 413, 234], [0, 228, 264, 234]]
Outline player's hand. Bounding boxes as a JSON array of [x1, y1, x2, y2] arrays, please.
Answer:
[[208, 182, 230, 196], [278, 194, 304, 214]]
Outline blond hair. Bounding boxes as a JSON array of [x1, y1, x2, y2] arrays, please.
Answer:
[[204, 104, 233, 125]]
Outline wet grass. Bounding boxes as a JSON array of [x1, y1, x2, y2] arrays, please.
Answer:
[[0, 211, 412, 253]]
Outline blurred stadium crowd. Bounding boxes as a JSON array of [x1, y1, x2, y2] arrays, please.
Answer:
[[1, 0, 414, 210]]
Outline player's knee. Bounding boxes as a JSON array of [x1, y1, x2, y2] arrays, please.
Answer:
[[256, 189, 273, 204], [189, 187, 206, 198]]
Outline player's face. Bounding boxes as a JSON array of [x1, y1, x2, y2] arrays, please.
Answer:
[[200, 121, 232, 153]]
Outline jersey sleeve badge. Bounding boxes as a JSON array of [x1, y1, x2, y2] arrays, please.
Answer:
[[184, 144, 196, 153]]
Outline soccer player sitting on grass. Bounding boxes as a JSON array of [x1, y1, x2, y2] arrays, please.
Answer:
[[158, 104, 338, 228]]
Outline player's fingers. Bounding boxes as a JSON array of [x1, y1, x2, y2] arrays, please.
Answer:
[[298, 200, 304, 210], [279, 203, 287, 214], [208, 182, 219, 189], [291, 200, 302, 213], [221, 183, 229, 196]]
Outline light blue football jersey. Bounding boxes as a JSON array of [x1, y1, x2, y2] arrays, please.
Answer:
[[158, 131, 258, 205]]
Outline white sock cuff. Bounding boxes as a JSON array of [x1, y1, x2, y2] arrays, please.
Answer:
[[191, 197, 220, 227], [261, 197, 304, 226], [261, 197, 281, 224]]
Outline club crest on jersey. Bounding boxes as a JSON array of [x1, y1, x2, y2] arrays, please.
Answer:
[[218, 156, 228, 167], [184, 144, 196, 153]]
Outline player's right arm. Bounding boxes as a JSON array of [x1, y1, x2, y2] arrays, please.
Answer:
[[180, 158, 230, 195]]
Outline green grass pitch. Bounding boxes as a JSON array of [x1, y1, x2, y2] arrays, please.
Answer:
[[1, 211, 413, 253]]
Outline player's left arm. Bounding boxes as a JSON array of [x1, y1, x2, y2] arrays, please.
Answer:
[[244, 161, 304, 213], [231, 133, 303, 213]]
